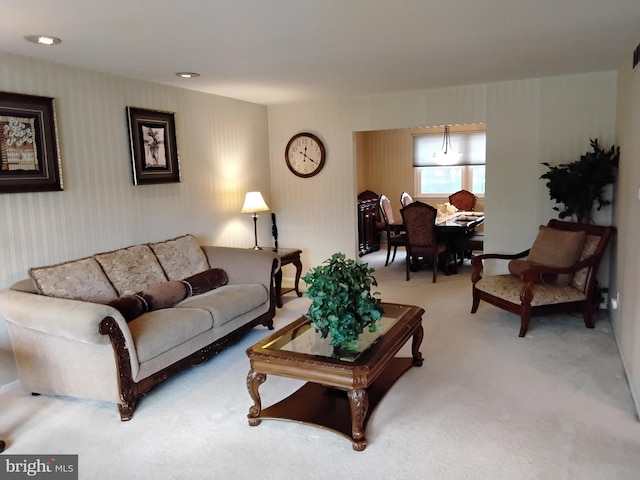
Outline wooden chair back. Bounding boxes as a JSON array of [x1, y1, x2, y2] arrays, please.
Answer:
[[400, 191, 413, 207], [449, 189, 477, 211]]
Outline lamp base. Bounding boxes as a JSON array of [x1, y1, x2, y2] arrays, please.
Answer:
[[253, 245, 263, 250]]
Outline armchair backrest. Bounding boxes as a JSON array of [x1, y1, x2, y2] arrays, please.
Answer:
[[449, 189, 477, 211], [401, 201, 438, 248], [546, 219, 616, 293]]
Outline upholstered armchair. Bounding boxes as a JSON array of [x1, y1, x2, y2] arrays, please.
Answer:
[[470, 219, 615, 337]]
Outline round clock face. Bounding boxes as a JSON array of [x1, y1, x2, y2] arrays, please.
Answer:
[[285, 133, 326, 178]]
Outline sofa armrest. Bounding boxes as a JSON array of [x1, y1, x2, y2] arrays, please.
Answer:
[[201, 246, 279, 288], [0, 289, 130, 346]]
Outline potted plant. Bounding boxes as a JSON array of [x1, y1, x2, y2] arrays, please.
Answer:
[[302, 252, 384, 354], [540, 138, 620, 223]]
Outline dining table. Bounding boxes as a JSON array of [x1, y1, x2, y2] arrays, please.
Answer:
[[435, 211, 484, 274]]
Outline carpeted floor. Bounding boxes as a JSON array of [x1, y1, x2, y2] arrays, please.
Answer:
[[1, 249, 639, 479]]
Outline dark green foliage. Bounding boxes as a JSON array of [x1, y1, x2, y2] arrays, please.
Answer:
[[302, 252, 384, 351], [540, 139, 619, 223]]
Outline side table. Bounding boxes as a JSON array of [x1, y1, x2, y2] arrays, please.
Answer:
[[272, 248, 303, 308]]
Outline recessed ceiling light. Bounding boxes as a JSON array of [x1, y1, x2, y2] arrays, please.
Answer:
[[175, 72, 200, 78], [24, 35, 62, 46]]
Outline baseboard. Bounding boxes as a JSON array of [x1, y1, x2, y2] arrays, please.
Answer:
[[0, 380, 20, 395], [609, 313, 640, 421]]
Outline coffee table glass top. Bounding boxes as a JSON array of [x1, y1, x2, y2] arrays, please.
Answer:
[[261, 305, 406, 362]]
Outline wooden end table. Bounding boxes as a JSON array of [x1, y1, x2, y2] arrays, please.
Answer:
[[246, 303, 424, 451], [272, 248, 302, 308]]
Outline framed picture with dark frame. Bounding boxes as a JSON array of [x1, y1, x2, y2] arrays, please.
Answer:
[[127, 106, 180, 185], [0, 92, 63, 193]]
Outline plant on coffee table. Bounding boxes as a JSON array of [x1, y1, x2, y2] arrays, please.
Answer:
[[302, 252, 384, 353]]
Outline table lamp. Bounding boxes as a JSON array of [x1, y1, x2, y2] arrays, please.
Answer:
[[241, 191, 270, 250]]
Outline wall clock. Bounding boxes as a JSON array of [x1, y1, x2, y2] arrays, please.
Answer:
[[285, 132, 326, 178]]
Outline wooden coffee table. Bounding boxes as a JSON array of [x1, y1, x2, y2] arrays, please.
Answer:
[[246, 302, 424, 451]]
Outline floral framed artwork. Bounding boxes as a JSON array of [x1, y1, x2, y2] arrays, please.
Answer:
[[0, 92, 63, 193], [127, 107, 180, 185]]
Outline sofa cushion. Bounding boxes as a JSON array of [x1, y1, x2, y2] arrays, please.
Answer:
[[176, 284, 268, 328], [476, 275, 587, 307], [95, 244, 168, 296], [29, 257, 118, 303], [149, 234, 210, 281], [127, 308, 214, 364]]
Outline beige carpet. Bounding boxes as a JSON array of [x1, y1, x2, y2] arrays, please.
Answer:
[[1, 249, 639, 479]]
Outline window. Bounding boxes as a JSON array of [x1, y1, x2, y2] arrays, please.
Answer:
[[413, 128, 486, 198]]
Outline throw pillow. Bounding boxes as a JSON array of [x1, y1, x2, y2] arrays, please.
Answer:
[[507, 259, 557, 284], [136, 280, 189, 311], [108, 280, 189, 322], [148, 234, 210, 281], [30, 257, 118, 303], [107, 295, 146, 322], [95, 244, 168, 296], [507, 259, 539, 278], [526, 226, 587, 285], [181, 268, 228, 296]]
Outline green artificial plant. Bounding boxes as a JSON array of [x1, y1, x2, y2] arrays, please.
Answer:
[[540, 139, 619, 223], [302, 252, 384, 351]]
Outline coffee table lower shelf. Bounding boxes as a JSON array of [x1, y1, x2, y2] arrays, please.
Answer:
[[248, 357, 415, 450]]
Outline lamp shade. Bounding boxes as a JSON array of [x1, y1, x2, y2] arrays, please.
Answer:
[[241, 191, 270, 214]]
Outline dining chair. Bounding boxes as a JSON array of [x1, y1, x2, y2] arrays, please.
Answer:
[[455, 231, 484, 265], [379, 194, 407, 266], [471, 219, 615, 337], [400, 191, 413, 207], [400, 201, 447, 283], [449, 189, 477, 211]]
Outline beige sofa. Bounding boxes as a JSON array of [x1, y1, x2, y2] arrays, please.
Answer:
[[0, 235, 278, 420]]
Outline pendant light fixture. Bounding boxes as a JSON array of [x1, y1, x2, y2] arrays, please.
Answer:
[[432, 125, 462, 165]]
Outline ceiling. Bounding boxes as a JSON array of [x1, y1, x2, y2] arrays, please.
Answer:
[[2, 0, 640, 105]]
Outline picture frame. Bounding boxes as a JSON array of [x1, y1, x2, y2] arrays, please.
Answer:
[[0, 92, 63, 193], [127, 107, 180, 185]]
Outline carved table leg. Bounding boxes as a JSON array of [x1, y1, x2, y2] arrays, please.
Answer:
[[347, 388, 369, 451], [274, 268, 283, 308], [412, 324, 424, 367], [246, 369, 266, 426], [292, 257, 303, 297]]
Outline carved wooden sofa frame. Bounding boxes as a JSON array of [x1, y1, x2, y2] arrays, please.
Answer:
[[99, 289, 276, 421]]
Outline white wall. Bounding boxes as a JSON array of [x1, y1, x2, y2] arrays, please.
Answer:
[[269, 69, 634, 414], [613, 37, 640, 416], [0, 53, 271, 386], [268, 72, 617, 275]]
